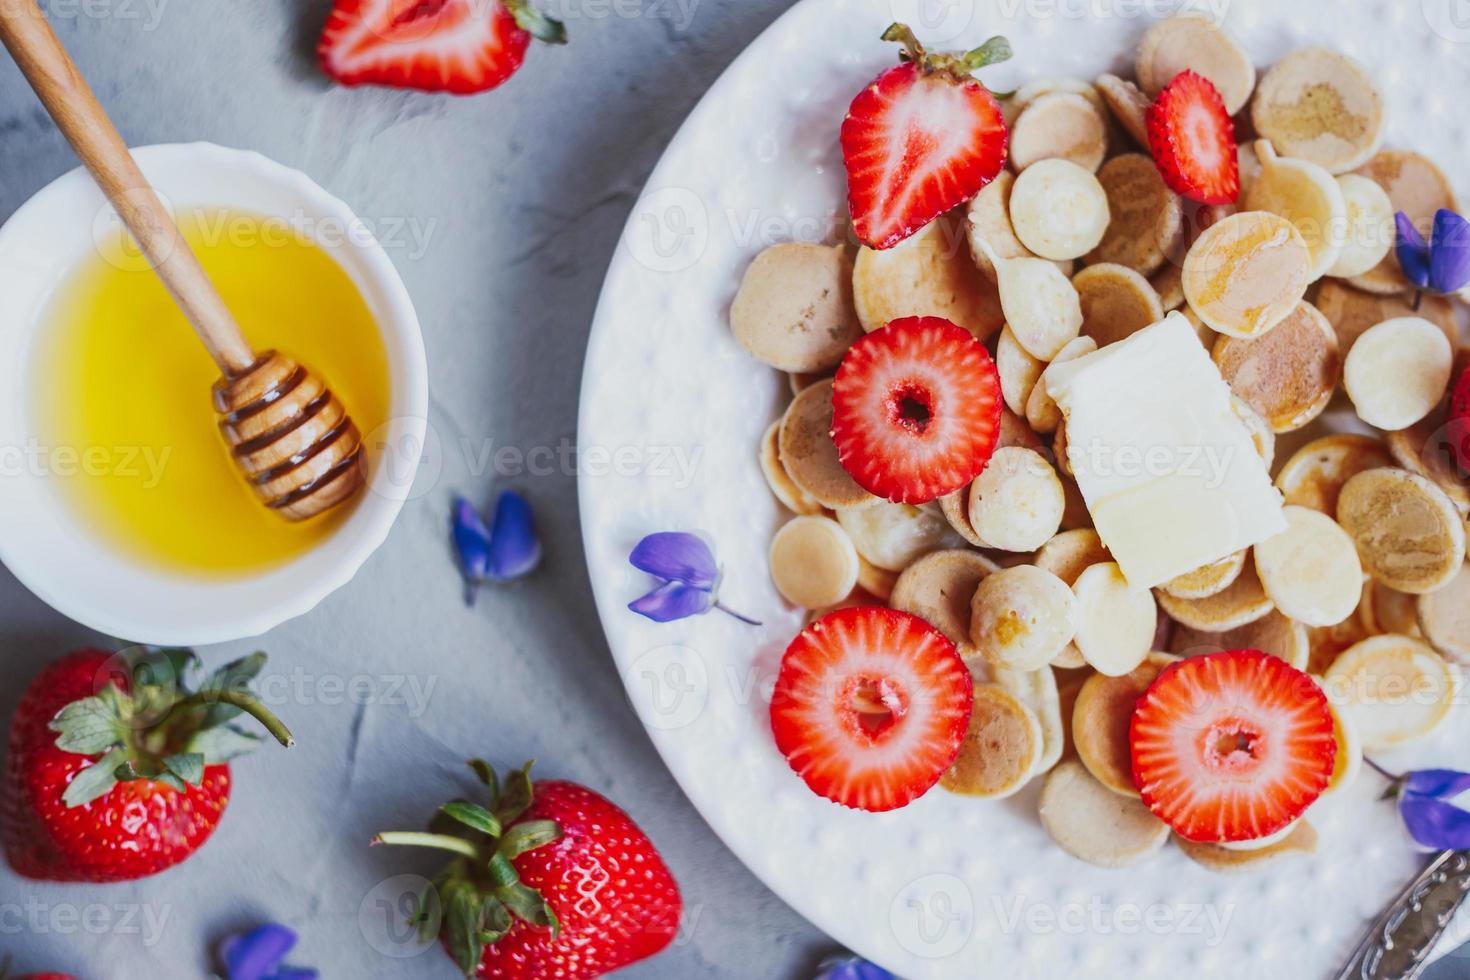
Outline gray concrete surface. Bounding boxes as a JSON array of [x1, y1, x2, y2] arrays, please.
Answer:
[[0, 1, 832, 976]]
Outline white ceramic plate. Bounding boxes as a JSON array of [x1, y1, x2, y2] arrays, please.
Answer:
[[578, 2, 1470, 976]]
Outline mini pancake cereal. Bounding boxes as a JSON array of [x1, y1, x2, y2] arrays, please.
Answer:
[[890, 550, 997, 657], [1136, 13, 1256, 115], [856, 557, 898, 603], [971, 565, 1078, 671], [1010, 159, 1111, 261], [1211, 300, 1339, 433], [996, 324, 1044, 416], [967, 447, 1066, 551], [1329, 174, 1395, 278], [1337, 468, 1467, 594], [779, 380, 879, 510], [1071, 561, 1156, 676], [981, 242, 1085, 360], [1027, 336, 1097, 434], [1361, 580, 1421, 638], [994, 664, 1066, 773], [853, 213, 1004, 340], [1252, 48, 1385, 172], [1417, 563, 1470, 664], [1150, 263, 1185, 312], [1035, 528, 1111, 584], [1170, 610, 1310, 672], [965, 171, 1029, 278], [760, 420, 823, 515], [1072, 660, 1165, 797], [1349, 151, 1459, 294], [1313, 279, 1457, 355], [1176, 822, 1319, 875], [1319, 692, 1363, 796], [942, 684, 1044, 799], [1009, 91, 1108, 174], [1323, 635, 1457, 750], [1182, 211, 1311, 339], [1242, 141, 1347, 281], [1039, 759, 1170, 869], [1254, 506, 1363, 628], [1161, 549, 1247, 601], [731, 243, 863, 372], [1094, 74, 1151, 148], [1386, 407, 1470, 516], [787, 371, 830, 396], [836, 500, 963, 572], [1343, 317, 1453, 431], [1074, 264, 1165, 348], [768, 516, 861, 609], [1087, 154, 1184, 276], [1274, 433, 1394, 515], [1156, 560, 1274, 633], [1231, 396, 1276, 470]]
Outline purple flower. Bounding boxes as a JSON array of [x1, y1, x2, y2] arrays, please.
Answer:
[[628, 531, 758, 625], [453, 491, 542, 605], [816, 955, 896, 980], [1395, 209, 1470, 296], [218, 923, 317, 980], [1372, 762, 1470, 851]]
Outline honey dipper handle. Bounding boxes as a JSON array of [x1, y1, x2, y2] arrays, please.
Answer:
[[0, 0, 255, 376]]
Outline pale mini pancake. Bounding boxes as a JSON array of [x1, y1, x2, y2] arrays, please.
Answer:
[[1348, 151, 1459, 294], [971, 565, 1079, 671], [855, 556, 897, 603], [1009, 91, 1108, 174], [1211, 300, 1339, 433], [1361, 580, 1421, 639], [890, 550, 997, 658], [1010, 159, 1111, 261], [1275, 434, 1394, 516], [1072, 562, 1156, 676], [836, 500, 964, 572], [1242, 141, 1348, 281], [1039, 759, 1171, 869], [1337, 468, 1466, 594], [1087, 154, 1184, 276], [778, 379, 878, 510], [1027, 336, 1097, 435], [941, 684, 1044, 799], [1416, 563, 1470, 664], [1307, 594, 1372, 676], [967, 446, 1066, 552], [1314, 279, 1457, 358], [1072, 659, 1166, 797], [1251, 47, 1385, 173], [1385, 405, 1470, 517], [1253, 506, 1364, 628], [1342, 317, 1453, 431], [1074, 264, 1166, 349], [760, 420, 823, 515], [1035, 528, 1111, 585], [996, 325, 1044, 416], [1322, 634, 1458, 750], [1055, 671, 1090, 759], [980, 240, 1084, 360], [1136, 13, 1257, 114], [731, 243, 863, 372], [1008, 77, 1109, 119], [1170, 610, 1310, 672], [965, 171, 1030, 280], [1052, 421, 1071, 478], [1182, 211, 1312, 339], [1155, 560, 1274, 633], [852, 212, 1005, 340], [939, 407, 1046, 546], [1329, 174, 1395, 279], [1094, 73, 1151, 148], [1161, 549, 1247, 601], [1230, 394, 1276, 469], [1150, 261, 1185, 312], [768, 516, 860, 609], [993, 663, 1066, 774], [1175, 821, 1319, 874]]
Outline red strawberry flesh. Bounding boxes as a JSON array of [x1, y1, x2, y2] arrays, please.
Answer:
[[1146, 69, 1240, 205]]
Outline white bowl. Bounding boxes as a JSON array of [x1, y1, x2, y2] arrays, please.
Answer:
[[0, 143, 427, 645]]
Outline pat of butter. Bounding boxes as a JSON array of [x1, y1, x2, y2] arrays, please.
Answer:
[[1045, 312, 1286, 588]]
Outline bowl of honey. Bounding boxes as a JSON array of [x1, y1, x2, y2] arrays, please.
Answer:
[[0, 143, 428, 644]]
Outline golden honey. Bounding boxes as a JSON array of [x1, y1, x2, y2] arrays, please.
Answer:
[[30, 209, 392, 576]]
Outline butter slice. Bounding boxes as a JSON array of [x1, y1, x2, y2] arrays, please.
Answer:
[[1046, 312, 1286, 588]]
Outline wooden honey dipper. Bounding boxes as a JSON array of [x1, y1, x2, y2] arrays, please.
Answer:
[[0, 0, 365, 521]]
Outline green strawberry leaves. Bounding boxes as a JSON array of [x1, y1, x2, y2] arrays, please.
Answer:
[[50, 689, 127, 754]]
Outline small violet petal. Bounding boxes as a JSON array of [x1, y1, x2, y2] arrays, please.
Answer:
[[1405, 768, 1470, 800], [1429, 209, 1470, 294], [815, 955, 897, 980], [1400, 796, 1470, 851], [629, 580, 714, 622], [451, 496, 492, 586], [486, 490, 542, 581], [629, 532, 719, 590], [220, 923, 298, 980], [1395, 211, 1433, 289]]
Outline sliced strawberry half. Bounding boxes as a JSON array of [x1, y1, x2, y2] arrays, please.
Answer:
[[1130, 650, 1336, 843], [1146, 70, 1239, 205], [771, 607, 973, 812], [842, 24, 1011, 250], [1447, 364, 1470, 477], [831, 316, 1001, 504], [318, 0, 565, 95]]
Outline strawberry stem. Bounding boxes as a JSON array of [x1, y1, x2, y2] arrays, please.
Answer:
[[372, 831, 481, 858], [714, 601, 762, 626], [165, 690, 296, 748], [880, 22, 925, 64], [962, 36, 1012, 71], [881, 23, 1012, 83]]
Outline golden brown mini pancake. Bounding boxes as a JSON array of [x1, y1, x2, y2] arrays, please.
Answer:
[[853, 212, 1005, 340], [1175, 821, 1318, 874], [1313, 279, 1457, 356], [1212, 301, 1339, 433], [1009, 91, 1108, 174], [890, 550, 997, 657], [768, 516, 860, 609], [1094, 73, 1151, 148], [778, 380, 878, 510], [1072, 660, 1166, 797], [760, 420, 823, 515], [1074, 263, 1166, 348], [1252, 47, 1384, 173], [731, 243, 863, 372], [1039, 759, 1170, 868], [1161, 549, 1247, 601], [1137, 13, 1256, 114], [942, 684, 1043, 798], [1170, 610, 1310, 671], [1337, 468, 1466, 594], [1155, 560, 1274, 632], [1183, 212, 1311, 339], [1087, 154, 1184, 276], [1416, 562, 1470, 664], [1274, 433, 1394, 516], [1349, 151, 1459, 294], [1385, 406, 1470, 517], [1322, 635, 1457, 749]]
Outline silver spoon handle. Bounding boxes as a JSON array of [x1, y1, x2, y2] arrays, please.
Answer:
[[1336, 851, 1470, 980]]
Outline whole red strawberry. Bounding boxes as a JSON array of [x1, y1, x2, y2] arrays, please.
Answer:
[[842, 23, 1011, 250], [375, 760, 681, 979], [1447, 363, 1470, 477], [2, 648, 294, 882], [319, 0, 566, 95]]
